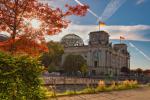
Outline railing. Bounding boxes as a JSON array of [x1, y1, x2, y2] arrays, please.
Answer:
[[43, 76, 100, 85], [42, 75, 150, 85]]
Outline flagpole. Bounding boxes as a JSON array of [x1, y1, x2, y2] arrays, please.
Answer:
[[120, 36, 125, 44], [120, 38, 121, 44], [99, 22, 100, 31]]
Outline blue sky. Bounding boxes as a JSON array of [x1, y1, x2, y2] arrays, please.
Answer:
[[43, 0, 150, 69]]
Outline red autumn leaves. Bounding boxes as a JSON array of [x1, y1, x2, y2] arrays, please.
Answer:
[[0, 0, 88, 55]]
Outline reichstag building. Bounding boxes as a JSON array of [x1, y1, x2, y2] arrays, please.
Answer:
[[61, 31, 130, 76]]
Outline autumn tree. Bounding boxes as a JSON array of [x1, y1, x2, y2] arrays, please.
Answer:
[[0, 1, 88, 99], [0, 0, 89, 55]]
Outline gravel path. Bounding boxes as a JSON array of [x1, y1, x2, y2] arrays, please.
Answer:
[[49, 87, 150, 100]]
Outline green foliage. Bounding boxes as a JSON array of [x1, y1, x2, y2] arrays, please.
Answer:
[[81, 87, 96, 94], [48, 80, 139, 98], [64, 90, 76, 95], [41, 41, 64, 68], [48, 63, 57, 73], [63, 54, 87, 74], [80, 64, 88, 76], [0, 52, 45, 100]]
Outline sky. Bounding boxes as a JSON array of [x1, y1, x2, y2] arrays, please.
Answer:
[[41, 0, 150, 69]]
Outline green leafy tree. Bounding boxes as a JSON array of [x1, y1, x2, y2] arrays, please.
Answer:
[[135, 68, 143, 76], [41, 41, 64, 69], [0, 52, 45, 100], [80, 64, 88, 76], [48, 63, 57, 73], [62, 54, 87, 75]]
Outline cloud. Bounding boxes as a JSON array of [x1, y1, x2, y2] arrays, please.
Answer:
[[136, 0, 146, 5], [103, 25, 150, 41], [45, 24, 150, 44], [100, 0, 127, 21]]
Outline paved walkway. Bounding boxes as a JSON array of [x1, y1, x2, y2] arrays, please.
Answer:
[[50, 87, 150, 100]]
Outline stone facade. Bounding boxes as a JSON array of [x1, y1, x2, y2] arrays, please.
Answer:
[[61, 31, 130, 76]]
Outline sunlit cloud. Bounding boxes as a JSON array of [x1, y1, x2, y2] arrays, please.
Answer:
[[46, 24, 150, 44]]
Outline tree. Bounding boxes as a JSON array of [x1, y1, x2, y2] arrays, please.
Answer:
[[62, 54, 87, 75], [48, 63, 57, 73], [135, 68, 143, 76], [0, 0, 88, 55], [41, 41, 64, 69], [143, 69, 150, 75], [80, 64, 88, 76]]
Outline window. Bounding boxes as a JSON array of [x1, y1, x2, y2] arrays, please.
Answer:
[[94, 61, 98, 67], [92, 70, 96, 75]]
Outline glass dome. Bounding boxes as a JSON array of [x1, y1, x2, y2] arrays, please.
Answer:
[[61, 34, 84, 47], [0, 34, 9, 42]]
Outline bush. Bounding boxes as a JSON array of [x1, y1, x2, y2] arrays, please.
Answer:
[[96, 80, 106, 91], [96, 80, 138, 92], [81, 87, 96, 94], [64, 90, 76, 95], [0, 52, 45, 100], [148, 83, 150, 87], [121, 80, 138, 88], [48, 64, 57, 73]]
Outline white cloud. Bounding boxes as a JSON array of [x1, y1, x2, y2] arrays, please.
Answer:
[[45, 24, 150, 44], [100, 0, 127, 21], [136, 0, 146, 5]]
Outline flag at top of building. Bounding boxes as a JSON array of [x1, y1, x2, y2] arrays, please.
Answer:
[[120, 36, 125, 40], [120, 36, 125, 43], [99, 21, 106, 26], [99, 21, 106, 30]]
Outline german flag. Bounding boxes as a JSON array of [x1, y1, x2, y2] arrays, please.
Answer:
[[99, 21, 106, 27], [120, 36, 125, 40]]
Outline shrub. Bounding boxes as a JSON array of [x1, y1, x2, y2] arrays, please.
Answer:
[[148, 83, 150, 87], [48, 64, 57, 73], [115, 80, 138, 90], [96, 80, 106, 92], [0, 52, 45, 100], [96, 80, 138, 92], [81, 87, 96, 94], [64, 90, 76, 95]]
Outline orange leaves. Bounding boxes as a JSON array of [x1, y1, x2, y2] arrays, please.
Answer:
[[0, 37, 48, 56], [0, 25, 7, 31], [65, 4, 89, 16], [0, 0, 88, 56], [14, 37, 48, 55]]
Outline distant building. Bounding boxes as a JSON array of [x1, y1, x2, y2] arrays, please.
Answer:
[[61, 31, 130, 76], [0, 34, 9, 42]]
